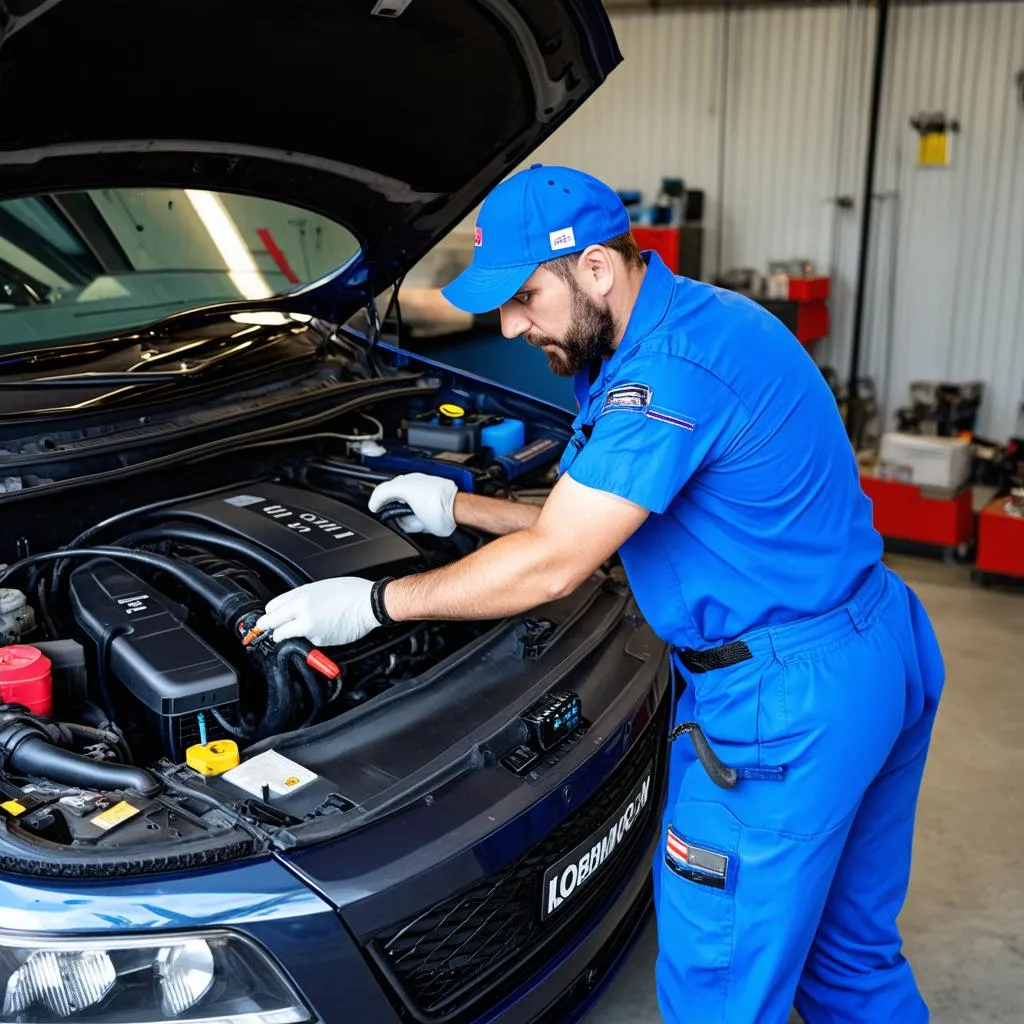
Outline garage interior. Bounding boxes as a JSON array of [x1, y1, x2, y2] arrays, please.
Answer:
[[395, 1, 1024, 1021], [0, 0, 1021, 1021]]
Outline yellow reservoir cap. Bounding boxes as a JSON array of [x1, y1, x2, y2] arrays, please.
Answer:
[[438, 403, 465, 419], [187, 739, 241, 776]]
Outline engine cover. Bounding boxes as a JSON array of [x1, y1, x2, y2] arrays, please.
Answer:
[[69, 559, 238, 717], [167, 483, 419, 581]]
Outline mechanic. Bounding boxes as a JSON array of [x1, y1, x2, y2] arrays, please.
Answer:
[[256, 165, 945, 1024]]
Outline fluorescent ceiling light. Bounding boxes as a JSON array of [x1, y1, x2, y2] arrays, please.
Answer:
[[230, 311, 289, 326], [184, 189, 273, 301], [229, 312, 313, 326]]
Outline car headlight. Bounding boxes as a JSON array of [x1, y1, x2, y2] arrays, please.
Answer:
[[0, 930, 310, 1023]]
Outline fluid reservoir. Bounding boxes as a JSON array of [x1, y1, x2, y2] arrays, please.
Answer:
[[0, 646, 54, 717], [481, 418, 526, 456]]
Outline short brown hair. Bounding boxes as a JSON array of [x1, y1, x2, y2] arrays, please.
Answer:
[[543, 231, 645, 282]]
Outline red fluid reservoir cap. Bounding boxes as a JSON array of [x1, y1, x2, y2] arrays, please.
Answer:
[[0, 646, 53, 717]]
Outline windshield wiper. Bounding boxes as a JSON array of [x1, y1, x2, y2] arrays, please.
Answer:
[[0, 370, 196, 388], [0, 329, 300, 388]]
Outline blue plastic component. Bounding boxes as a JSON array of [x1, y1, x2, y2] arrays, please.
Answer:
[[481, 418, 525, 456], [494, 436, 563, 480], [363, 448, 477, 492]]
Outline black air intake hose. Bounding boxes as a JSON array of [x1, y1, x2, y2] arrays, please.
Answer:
[[0, 547, 258, 629], [0, 713, 160, 797], [117, 525, 306, 590]]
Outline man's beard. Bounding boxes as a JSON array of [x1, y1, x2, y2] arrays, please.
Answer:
[[526, 280, 616, 377]]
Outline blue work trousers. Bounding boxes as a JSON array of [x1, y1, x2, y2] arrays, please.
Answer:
[[654, 563, 944, 1023]]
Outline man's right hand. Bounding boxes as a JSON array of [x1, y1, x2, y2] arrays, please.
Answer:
[[368, 473, 458, 536]]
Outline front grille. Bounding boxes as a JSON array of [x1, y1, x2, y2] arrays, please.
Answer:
[[369, 697, 668, 1022]]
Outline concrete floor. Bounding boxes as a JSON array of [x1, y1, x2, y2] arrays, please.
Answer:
[[586, 555, 1024, 1024]]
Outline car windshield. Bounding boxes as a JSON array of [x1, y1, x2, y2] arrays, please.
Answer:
[[0, 188, 360, 350]]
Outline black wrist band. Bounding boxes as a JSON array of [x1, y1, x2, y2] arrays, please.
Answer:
[[370, 577, 397, 627]]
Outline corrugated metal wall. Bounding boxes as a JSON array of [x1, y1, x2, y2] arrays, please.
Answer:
[[527, 9, 725, 264], [529, 1, 1024, 439], [530, 4, 868, 375], [867, 2, 1024, 439], [717, 2, 874, 385]]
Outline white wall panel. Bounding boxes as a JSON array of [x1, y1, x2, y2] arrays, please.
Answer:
[[719, 3, 872, 377], [720, 6, 846, 274], [867, 2, 1024, 438], [534, 5, 871, 369], [528, 9, 725, 272]]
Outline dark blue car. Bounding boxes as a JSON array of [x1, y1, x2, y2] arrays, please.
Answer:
[[0, 2, 670, 1021]]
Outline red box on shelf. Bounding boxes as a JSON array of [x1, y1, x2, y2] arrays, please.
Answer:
[[788, 276, 831, 302], [975, 499, 1024, 579], [630, 224, 703, 281], [796, 300, 829, 345], [632, 226, 680, 273], [860, 475, 974, 548]]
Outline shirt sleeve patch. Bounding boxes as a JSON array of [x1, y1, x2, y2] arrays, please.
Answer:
[[603, 383, 652, 413], [601, 383, 697, 432]]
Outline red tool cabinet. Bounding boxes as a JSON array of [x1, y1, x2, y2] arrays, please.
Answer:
[[974, 498, 1024, 581], [860, 474, 975, 552]]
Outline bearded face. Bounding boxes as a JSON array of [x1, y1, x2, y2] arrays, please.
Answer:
[[523, 275, 617, 377]]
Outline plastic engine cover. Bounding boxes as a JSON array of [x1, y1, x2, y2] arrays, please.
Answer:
[[167, 483, 419, 581], [69, 560, 238, 716]]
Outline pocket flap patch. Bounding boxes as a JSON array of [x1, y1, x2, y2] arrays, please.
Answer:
[[666, 825, 730, 889]]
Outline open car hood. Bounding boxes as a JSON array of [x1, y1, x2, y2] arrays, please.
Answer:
[[0, 0, 620, 327]]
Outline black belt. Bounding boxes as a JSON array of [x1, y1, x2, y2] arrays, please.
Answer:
[[677, 640, 753, 674]]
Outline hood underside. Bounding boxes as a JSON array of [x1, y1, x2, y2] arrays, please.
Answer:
[[0, 0, 621, 326]]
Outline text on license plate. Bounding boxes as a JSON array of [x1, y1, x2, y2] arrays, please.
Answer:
[[541, 764, 654, 920]]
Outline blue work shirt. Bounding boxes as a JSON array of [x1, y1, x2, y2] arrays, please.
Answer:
[[559, 252, 881, 649]]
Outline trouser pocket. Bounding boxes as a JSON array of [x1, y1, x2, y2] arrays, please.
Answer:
[[674, 651, 788, 779], [656, 795, 858, 1024], [657, 800, 740, 973]]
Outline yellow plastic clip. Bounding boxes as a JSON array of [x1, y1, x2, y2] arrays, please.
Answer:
[[186, 740, 241, 776]]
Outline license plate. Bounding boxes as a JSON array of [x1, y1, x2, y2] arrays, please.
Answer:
[[541, 764, 654, 921]]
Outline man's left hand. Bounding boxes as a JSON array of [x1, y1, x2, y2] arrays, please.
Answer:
[[255, 578, 378, 646]]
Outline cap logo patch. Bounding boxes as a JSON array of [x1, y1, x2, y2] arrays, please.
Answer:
[[549, 227, 576, 251], [473, 226, 483, 247]]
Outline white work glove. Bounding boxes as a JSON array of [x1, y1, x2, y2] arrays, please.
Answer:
[[255, 578, 378, 647], [368, 473, 458, 536]]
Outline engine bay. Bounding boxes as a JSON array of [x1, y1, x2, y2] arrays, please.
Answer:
[[0, 374, 572, 870]]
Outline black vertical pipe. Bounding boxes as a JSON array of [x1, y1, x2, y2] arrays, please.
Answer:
[[714, 9, 731, 278], [846, 0, 891, 438]]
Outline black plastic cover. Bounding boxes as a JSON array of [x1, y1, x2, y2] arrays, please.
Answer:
[[406, 421, 481, 454], [70, 560, 238, 716], [167, 484, 419, 581], [11, 787, 233, 849], [33, 639, 88, 711]]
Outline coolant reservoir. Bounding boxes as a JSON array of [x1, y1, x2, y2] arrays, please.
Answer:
[[0, 645, 53, 716]]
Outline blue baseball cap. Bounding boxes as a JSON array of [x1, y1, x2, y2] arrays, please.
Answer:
[[442, 164, 631, 315]]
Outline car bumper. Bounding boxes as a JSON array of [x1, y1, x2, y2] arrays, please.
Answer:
[[0, 645, 670, 1024], [281, 648, 670, 1024]]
